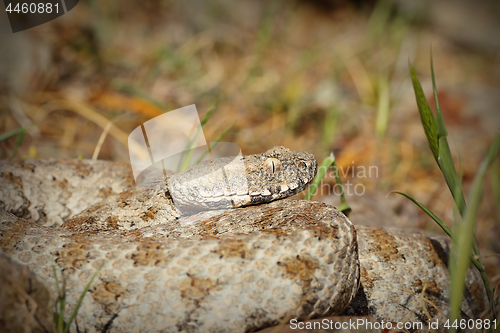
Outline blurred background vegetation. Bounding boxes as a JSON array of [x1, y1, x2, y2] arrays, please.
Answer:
[[0, 0, 499, 280]]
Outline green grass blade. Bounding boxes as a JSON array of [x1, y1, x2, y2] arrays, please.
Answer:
[[194, 122, 235, 165], [52, 266, 61, 295], [430, 51, 448, 138], [392, 191, 453, 238], [408, 56, 496, 325], [177, 126, 204, 172], [491, 159, 500, 215], [436, 136, 484, 296], [305, 156, 332, 201], [375, 76, 390, 139], [1, 124, 36, 157], [0, 127, 25, 141], [393, 190, 482, 272], [59, 273, 66, 332], [52, 266, 64, 333], [437, 137, 467, 217], [409, 62, 439, 162], [200, 101, 217, 127], [426, 56, 491, 313], [330, 155, 351, 216], [448, 133, 500, 329], [305, 153, 351, 216], [430, 51, 467, 213], [63, 262, 104, 333], [177, 103, 217, 172], [11, 129, 26, 158]]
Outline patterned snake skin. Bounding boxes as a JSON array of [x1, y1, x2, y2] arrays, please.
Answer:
[[0, 147, 488, 333]]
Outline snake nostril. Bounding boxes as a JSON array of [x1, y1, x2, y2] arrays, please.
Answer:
[[296, 161, 307, 171]]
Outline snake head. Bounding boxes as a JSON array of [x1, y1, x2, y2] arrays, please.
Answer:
[[169, 146, 317, 212], [244, 146, 318, 205]]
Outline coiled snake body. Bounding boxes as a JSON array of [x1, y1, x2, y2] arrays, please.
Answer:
[[0, 147, 488, 333]]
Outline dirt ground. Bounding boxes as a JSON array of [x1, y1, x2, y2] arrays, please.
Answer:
[[1, 0, 499, 296]]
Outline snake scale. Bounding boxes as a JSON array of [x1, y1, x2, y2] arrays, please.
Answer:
[[0, 147, 488, 333]]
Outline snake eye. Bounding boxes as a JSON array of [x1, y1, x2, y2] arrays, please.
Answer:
[[263, 158, 283, 174]]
